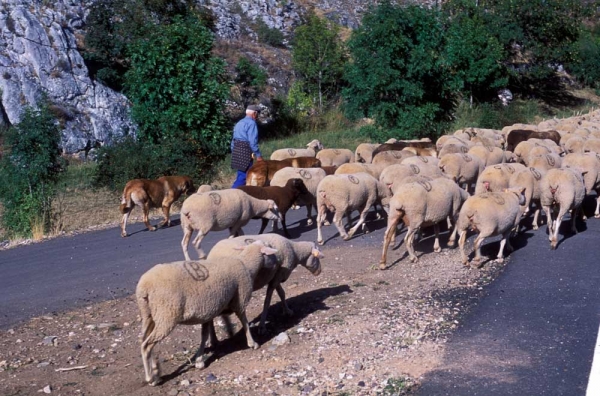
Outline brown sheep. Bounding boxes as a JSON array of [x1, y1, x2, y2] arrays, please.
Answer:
[[237, 179, 310, 238]]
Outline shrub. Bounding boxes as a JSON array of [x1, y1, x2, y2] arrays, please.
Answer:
[[93, 135, 217, 190], [0, 102, 66, 238], [256, 19, 285, 47]]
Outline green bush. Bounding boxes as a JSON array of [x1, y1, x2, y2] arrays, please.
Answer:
[[256, 19, 285, 47], [568, 26, 600, 90], [0, 102, 65, 238], [93, 135, 217, 190]]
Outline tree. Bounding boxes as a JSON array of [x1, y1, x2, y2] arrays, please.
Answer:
[[479, 0, 591, 91], [292, 13, 347, 112], [234, 57, 267, 108], [442, 0, 508, 105], [124, 16, 230, 155], [343, 2, 454, 139], [0, 102, 65, 237]]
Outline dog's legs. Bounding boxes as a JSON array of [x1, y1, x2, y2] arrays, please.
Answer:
[[143, 202, 156, 232], [158, 203, 172, 229]]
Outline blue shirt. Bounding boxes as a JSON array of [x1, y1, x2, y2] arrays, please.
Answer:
[[231, 116, 261, 158]]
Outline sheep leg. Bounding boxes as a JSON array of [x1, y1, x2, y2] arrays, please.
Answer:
[[194, 322, 210, 369], [348, 205, 370, 238], [229, 224, 245, 237], [532, 208, 541, 230], [305, 203, 314, 226], [140, 322, 174, 386], [571, 206, 580, 234], [472, 234, 486, 267], [550, 207, 568, 250], [595, 192, 600, 218], [271, 219, 280, 232], [181, 226, 196, 261], [191, 232, 207, 260], [275, 284, 293, 315], [142, 202, 156, 232], [258, 219, 268, 234], [433, 224, 441, 253], [380, 213, 402, 269], [316, 205, 327, 245], [496, 229, 513, 263], [235, 310, 259, 350], [447, 214, 459, 247], [458, 230, 469, 265], [280, 213, 292, 238], [543, 205, 554, 238], [405, 226, 420, 263], [333, 211, 349, 241]]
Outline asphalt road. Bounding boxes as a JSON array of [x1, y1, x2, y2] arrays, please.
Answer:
[[418, 202, 600, 395], [0, 207, 385, 329], [1, 200, 599, 395]]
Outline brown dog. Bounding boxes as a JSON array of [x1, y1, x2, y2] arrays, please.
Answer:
[[120, 175, 195, 237]]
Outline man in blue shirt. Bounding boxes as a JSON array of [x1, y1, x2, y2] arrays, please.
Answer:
[[231, 105, 264, 188]]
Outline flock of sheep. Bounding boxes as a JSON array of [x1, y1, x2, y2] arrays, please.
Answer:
[[129, 108, 600, 386]]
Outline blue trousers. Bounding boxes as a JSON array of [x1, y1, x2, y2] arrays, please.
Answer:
[[232, 170, 247, 188]]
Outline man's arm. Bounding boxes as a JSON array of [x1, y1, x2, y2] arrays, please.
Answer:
[[247, 121, 262, 158]]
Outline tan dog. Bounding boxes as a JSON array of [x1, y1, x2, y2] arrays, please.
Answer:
[[120, 176, 195, 237]]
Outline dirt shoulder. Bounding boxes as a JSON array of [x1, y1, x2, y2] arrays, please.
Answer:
[[0, 239, 507, 396]]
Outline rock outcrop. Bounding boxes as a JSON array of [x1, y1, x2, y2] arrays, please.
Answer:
[[1, 1, 135, 157]]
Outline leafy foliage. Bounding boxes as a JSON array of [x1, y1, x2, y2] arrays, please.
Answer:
[[256, 19, 285, 47], [568, 25, 600, 90], [442, 0, 508, 102], [0, 102, 65, 237], [343, 2, 454, 139], [124, 16, 230, 154], [234, 57, 267, 108], [478, 0, 592, 91], [292, 12, 347, 111], [93, 136, 216, 190], [83, 0, 198, 91]]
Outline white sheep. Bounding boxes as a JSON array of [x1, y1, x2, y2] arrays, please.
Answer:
[[207, 234, 324, 333], [527, 152, 562, 172], [456, 187, 526, 267], [372, 149, 416, 167], [540, 168, 586, 249], [400, 155, 440, 168], [474, 163, 526, 194], [508, 167, 547, 229], [354, 143, 380, 163], [468, 145, 513, 166], [270, 139, 323, 160], [380, 177, 469, 268], [335, 162, 385, 179], [270, 167, 327, 226], [379, 163, 447, 194], [562, 152, 600, 218], [316, 172, 390, 245], [180, 189, 281, 260], [136, 240, 278, 385], [438, 153, 484, 193], [437, 142, 471, 158], [564, 135, 586, 154], [316, 148, 355, 166]]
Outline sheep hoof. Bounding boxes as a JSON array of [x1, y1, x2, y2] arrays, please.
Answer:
[[121, 232, 128, 238], [496, 257, 505, 264], [306, 219, 313, 226], [149, 226, 157, 232], [342, 235, 351, 241], [324, 221, 331, 226], [410, 256, 418, 263], [249, 341, 260, 350], [434, 247, 441, 253], [195, 360, 206, 370], [149, 378, 160, 387], [375, 213, 382, 220], [595, 214, 600, 219], [317, 239, 324, 246], [378, 263, 386, 270], [532, 225, 539, 230], [550, 243, 557, 250]]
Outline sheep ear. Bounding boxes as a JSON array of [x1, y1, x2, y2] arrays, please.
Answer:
[[260, 246, 278, 255], [312, 248, 324, 259]]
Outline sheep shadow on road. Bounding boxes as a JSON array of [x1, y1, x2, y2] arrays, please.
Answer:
[[159, 285, 352, 384]]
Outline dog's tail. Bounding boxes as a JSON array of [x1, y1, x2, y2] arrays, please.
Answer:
[[120, 191, 133, 214]]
